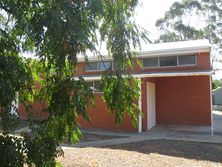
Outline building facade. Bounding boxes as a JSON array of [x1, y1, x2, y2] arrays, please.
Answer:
[[76, 40, 212, 132], [19, 40, 212, 132]]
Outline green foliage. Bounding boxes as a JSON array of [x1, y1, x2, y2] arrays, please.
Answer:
[[212, 81, 217, 90], [155, 0, 222, 45], [0, 0, 148, 166], [0, 135, 26, 167], [24, 133, 63, 167], [213, 79, 222, 89], [101, 73, 141, 127], [0, 55, 32, 113]]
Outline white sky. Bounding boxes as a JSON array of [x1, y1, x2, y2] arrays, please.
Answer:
[[135, 0, 181, 41], [135, 0, 222, 80]]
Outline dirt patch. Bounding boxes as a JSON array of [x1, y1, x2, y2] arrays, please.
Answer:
[[58, 139, 222, 167]]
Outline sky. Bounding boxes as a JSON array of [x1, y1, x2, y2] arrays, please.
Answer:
[[135, 0, 222, 80], [135, 0, 180, 41]]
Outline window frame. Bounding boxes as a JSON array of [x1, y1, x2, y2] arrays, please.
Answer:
[[159, 56, 178, 67], [85, 62, 99, 72], [85, 61, 113, 72], [86, 80, 103, 94], [98, 61, 113, 71], [142, 54, 197, 69], [142, 57, 159, 68], [177, 54, 197, 66]]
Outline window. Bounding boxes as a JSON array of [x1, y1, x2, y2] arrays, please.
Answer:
[[85, 62, 97, 71], [85, 61, 112, 71], [85, 81, 94, 90], [178, 55, 196, 65], [142, 54, 197, 68], [99, 61, 112, 70], [94, 81, 102, 92], [159, 56, 177, 67], [143, 58, 158, 68], [85, 81, 103, 93]]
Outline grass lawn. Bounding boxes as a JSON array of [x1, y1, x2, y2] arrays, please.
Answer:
[[57, 139, 222, 167]]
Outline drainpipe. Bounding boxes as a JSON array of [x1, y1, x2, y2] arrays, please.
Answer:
[[138, 78, 142, 133], [209, 76, 213, 136]]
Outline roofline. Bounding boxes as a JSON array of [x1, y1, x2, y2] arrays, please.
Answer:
[[78, 47, 211, 63], [138, 48, 210, 58], [74, 70, 212, 81], [77, 40, 211, 62]]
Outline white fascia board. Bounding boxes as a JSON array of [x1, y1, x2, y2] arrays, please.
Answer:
[[75, 71, 212, 81], [77, 48, 210, 62], [77, 40, 211, 62], [138, 48, 211, 58]]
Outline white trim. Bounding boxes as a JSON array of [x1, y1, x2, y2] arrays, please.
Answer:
[[138, 49, 210, 58], [85, 61, 113, 72], [209, 76, 214, 136], [138, 78, 142, 133], [78, 40, 211, 62], [78, 49, 210, 62], [142, 54, 197, 69], [75, 71, 212, 81]]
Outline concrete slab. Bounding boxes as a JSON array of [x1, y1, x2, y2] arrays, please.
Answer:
[[66, 111, 222, 148], [144, 111, 222, 144]]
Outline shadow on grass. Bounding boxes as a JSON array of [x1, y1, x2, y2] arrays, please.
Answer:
[[99, 139, 222, 163]]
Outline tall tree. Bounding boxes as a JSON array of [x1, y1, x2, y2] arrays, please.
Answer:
[[155, 0, 203, 43], [0, 0, 148, 166], [155, 0, 222, 69]]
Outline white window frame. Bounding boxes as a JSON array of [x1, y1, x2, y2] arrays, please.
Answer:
[[86, 80, 103, 94], [177, 55, 197, 66], [85, 62, 99, 72], [159, 56, 178, 68], [85, 61, 113, 72], [142, 54, 197, 69], [142, 57, 159, 69]]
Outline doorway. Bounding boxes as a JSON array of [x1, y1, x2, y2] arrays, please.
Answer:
[[147, 82, 156, 130]]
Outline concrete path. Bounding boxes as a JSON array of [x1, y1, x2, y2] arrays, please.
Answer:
[[62, 111, 222, 148], [61, 135, 161, 149], [15, 111, 222, 149]]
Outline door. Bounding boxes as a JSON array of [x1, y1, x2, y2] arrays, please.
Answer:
[[147, 82, 156, 130]]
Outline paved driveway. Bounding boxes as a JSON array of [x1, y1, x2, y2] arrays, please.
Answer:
[[213, 111, 222, 135]]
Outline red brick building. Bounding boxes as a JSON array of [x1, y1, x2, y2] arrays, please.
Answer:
[[76, 40, 212, 132], [19, 40, 212, 133]]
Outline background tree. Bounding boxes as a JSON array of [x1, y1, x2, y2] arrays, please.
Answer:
[[155, 0, 222, 74], [0, 0, 148, 166], [155, 0, 203, 43]]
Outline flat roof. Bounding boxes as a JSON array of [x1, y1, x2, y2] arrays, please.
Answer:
[[78, 39, 211, 62], [75, 70, 211, 80]]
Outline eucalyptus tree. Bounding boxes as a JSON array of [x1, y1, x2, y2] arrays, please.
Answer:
[[155, 0, 204, 43], [201, 0, 222, 67], [155, 0, 222, 43], [0, 0, 148, 166], [155, 0, 222, 69]]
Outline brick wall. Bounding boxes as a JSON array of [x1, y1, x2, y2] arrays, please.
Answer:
[[77, 94, 137, 131], [156, 76, 211, 125]]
